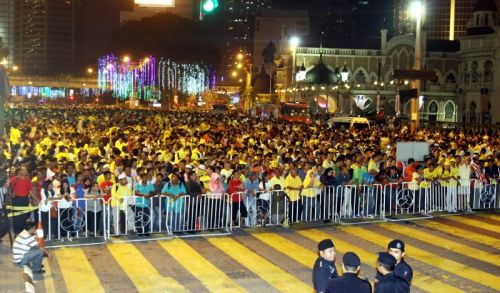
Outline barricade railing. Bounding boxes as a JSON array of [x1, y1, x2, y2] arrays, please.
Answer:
[[106, 193, 232, 238], [38, 197, 107, 243], [471, 179, 498, 210], [38, 180, 498, 246]]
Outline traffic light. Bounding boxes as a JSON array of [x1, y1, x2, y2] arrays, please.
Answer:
[[202, 0, 218, 13], [200, 0, 218, 20]]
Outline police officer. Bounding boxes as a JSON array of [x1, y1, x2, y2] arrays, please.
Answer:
[[312, 239, 338, 293], [324, 252, 371, 293], [376, 239, 413, 285], [375, 252, 410, 293]]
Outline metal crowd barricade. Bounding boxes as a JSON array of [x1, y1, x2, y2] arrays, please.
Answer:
[[231, 190, 284, 228], [471, 179, 498, 210], [39, 197, 107, 245]]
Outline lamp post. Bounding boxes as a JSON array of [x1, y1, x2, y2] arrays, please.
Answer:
[[290, 36, 300, 102], [410, 1, 424, 132], [374, 81, 385, 111]]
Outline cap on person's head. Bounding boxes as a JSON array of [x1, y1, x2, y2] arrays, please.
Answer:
[[318, 239, 334, 251], [388, 239, 405, 252], [118, 173, 127, 180], [342, 252, 361, 268], [378, 252, 396, 268]]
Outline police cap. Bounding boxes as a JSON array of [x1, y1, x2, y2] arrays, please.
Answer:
[[318, 239, 334, 251], [388, 239, 405, 252], [342, 252, 361, 268]]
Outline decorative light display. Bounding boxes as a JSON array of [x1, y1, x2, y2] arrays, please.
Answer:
[[11, 86, 93, 99], [98, 55, 212, 101], [158, 58, 211, 96], [98, 54, 157, 100]]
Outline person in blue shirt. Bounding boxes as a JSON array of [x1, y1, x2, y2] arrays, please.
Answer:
[[362, 168, 378, 217], [161, 173, 187, 233], [135, 174, 155, 236], [244, 172, 260, 227]]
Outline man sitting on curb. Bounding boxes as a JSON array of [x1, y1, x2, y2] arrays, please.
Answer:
[[12, 220, 52, 274]]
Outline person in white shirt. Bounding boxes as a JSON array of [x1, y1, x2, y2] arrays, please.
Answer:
[[458, 156, 471, 210], [12, 221, 52, 274]]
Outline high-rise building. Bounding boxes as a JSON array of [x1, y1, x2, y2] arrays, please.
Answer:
[[14, 0, 84, 75], [393, 0, 477, 40], [224, 0, 272, 75], [0, 0, 15, 67]]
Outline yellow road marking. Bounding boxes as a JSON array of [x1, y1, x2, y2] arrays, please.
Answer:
[[419, 220, 500, 249], [475, 214, 500, 222], [108, 243, 186, 292], [54, 248, 105, 293], [380, 223, 500, 267], [445, 216, 500, 233], [42, 258, 56, 293], [250, 232, 319, 269], [158, 239, 245, 293], [342, 226, 500, 290], [208, 237, 311, 292], [297, 229, 464, 293]]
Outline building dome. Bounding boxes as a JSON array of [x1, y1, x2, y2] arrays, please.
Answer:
[[252, 65, 272, 94], [473, 0, 497, 12], [305, 54, 337, 85]]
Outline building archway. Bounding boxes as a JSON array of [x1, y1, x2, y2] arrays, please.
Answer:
[[444, 100, 455, 121], [428, 100, 439, 124]]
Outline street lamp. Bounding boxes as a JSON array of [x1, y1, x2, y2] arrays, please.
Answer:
[[409, 0, 424, 132], [289, 36, 300, 101], [87, 67, 93, 74], [122, 56, 131, 63], [12, 65, 19, 72]]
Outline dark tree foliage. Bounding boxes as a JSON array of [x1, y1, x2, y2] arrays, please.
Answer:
[[109, 12, 225, 67]]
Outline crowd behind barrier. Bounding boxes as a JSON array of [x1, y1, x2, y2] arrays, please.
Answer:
[[1, 105, 498, 246], [28, 178, 497, 245]]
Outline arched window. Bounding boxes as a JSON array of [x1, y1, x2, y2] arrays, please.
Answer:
[[470, 101, 476, 111], [444, 102, 455, 119], [355, 70, 366, 84], [471, 61, 478, 83], [445, 72, 456, 83], [485, 13, 489, 25], [484, 60, 493, 83], [428, 101, 438, 113]]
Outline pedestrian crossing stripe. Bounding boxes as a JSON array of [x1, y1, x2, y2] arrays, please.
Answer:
[[342, 226, 500, 290], [208, 237, 312, 292], [296, 229, 464, 293], [42, 259, 56, 293], [419, 220, 500, 249], [107, 242, 187, 292], [54, 248, 105, 293], [444, 216, 500, 233], [475, 214, 500, 223], [249, 231, 319, 270], [158, 239, 245, 292], [379, 223, 500, 267], [28, 218, 500, 293]]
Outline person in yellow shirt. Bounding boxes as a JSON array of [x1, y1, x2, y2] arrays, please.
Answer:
[[110, 174, 133, 235], [9, 123, 22, 159], [303, 168, 321, 221], [285, 167, 303, 223]]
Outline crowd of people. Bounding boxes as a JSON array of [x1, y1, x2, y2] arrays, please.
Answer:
[[1, 105, 498, 240]]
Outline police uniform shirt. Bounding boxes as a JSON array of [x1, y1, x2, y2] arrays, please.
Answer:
[[312, 257, 339, 293], [375, 260, 413, 284], [374, 272, 410, 293], [324, 272, 372, 293]]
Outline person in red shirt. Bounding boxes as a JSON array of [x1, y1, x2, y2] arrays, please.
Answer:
[[9, 167, 33, 234], [99, 171, 114, 203], [404, 158, 416, 183], [227, 168, 247, 227]]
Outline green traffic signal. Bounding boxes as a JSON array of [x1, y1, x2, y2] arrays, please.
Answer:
[[202, 0, 218, 13]]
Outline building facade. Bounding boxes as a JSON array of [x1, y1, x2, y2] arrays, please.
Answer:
[[14, 0, 84, 75], [394, 0, 476, 40], [0, 0, 14, 67], [224, 0, 272, 76]]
